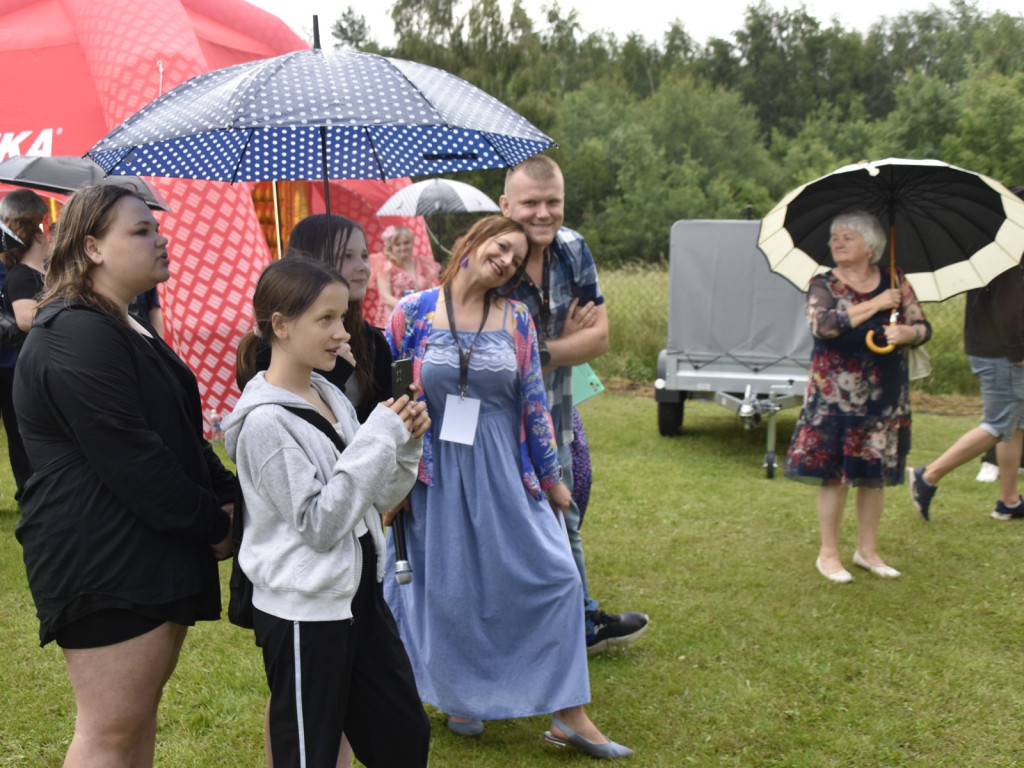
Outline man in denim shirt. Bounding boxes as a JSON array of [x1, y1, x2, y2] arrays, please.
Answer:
[[502, 155, 648, 654]]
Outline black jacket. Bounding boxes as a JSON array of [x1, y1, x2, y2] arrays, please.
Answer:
[[14, 300, 234, 643], [964, 263, 1024, 363]]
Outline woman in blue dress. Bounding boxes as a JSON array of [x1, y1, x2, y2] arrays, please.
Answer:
[[785, 211, 931, 583], [384, 215, 632, 759]]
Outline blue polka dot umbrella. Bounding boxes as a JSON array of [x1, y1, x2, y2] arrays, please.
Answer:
[[87, 25, 554, 201]]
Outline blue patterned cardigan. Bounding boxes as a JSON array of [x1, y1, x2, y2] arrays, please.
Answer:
[[385, 287, 562, 501]]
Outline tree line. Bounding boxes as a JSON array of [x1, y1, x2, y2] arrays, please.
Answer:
[[332, 0, 1024, 263]]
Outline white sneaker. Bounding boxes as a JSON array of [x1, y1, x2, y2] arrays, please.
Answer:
[[976, 462, 999, 482]]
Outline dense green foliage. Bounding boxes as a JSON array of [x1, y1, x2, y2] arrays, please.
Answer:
[[334, 0, 1024, 264]]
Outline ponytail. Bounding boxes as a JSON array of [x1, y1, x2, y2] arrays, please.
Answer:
[[235, 331, 261, 392]]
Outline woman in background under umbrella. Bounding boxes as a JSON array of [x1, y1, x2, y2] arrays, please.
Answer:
[[784, 211, 931, 583], [372, 225, 439, 328]]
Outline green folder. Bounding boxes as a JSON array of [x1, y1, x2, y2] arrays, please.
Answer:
[[572, 362, 604, 406]]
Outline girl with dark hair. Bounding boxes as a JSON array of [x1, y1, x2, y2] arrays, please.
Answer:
[[13, 185, 236, 766], [225, 257, 431, 768], [255, 213, 391, 423]]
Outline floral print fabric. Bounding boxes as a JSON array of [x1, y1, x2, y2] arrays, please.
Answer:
[[785, 267, 931, 488]]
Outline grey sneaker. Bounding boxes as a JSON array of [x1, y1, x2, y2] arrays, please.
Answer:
[[908, 466, 936, 521], [991, 496, 1024, 521]]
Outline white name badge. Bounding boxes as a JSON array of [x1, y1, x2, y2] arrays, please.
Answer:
[[439, 394, 481, 445]]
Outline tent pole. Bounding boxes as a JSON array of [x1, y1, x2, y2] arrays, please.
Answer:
[[272, 181, 282, 259]]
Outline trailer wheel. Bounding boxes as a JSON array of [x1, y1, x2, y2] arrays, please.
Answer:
[[765, 451, 776, 479], [658, 400, 684, 436]]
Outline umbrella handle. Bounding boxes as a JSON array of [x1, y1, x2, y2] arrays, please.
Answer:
[[866, 323, 896, 354], [865, 227, 899, 355]]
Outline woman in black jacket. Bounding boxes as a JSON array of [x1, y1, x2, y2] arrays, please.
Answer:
[[13, 185, 235, 767]]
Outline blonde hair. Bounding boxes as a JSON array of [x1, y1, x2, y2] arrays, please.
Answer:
[[503, 155, 561, 195], [383, 226, 414, 263]]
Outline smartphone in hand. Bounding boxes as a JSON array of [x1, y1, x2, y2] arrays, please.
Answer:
[[391, 358, 413, 397]]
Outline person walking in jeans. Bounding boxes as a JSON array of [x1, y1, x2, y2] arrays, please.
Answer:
[[909, 188, 1024, 521]]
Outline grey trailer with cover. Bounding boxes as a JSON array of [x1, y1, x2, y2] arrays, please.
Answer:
[[654, 219, 813, 477]]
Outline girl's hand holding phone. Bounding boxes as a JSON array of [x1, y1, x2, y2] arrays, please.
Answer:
[[386, 384, 430, 438]]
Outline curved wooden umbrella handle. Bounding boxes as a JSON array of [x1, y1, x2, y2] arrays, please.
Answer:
[[865, 225, 898, 355], [866, 328, 895, 354]]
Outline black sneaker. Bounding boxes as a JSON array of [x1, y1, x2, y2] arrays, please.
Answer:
[[586, 610, 649, 656], [907, 466, 936, 521], [991, 496, 1024, 521]]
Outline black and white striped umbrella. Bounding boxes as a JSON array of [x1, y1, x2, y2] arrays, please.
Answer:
[[757, 158, 1024, 302], [376, 178, 499, 217]]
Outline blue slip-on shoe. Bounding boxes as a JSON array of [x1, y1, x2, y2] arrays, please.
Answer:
[[908, 466, 936, 521], [543, 715, 633, 760], [446, 715, 484, 737]]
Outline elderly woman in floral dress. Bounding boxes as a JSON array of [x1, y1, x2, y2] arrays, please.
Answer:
[[785, 211, 931, 583]]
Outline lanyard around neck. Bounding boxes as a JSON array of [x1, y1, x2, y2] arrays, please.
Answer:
[[443, 283, 491, 398]]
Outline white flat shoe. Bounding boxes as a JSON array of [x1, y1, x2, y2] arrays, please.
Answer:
[[853, 551, 901, 578], [816, 556, 853, 584]]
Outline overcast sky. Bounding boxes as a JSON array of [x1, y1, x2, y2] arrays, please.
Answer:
[[247, 0, 1015, 48]]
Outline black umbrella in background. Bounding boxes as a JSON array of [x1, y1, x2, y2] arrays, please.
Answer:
[[0, 155, 172, 211], [758, 158, 1024, 304]]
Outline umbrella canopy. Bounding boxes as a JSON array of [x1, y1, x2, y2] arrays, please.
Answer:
[[376, 178, 499, 217], [0, 155, 172, 211], [87, 46, 555, 184], [757, 158, 1024, 302]]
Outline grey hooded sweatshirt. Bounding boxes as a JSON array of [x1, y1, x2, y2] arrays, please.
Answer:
[[223, 372, 421, 622]]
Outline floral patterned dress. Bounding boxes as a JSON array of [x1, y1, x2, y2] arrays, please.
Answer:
[[372, 257, 441, 328], [785, 267, 931, 488]]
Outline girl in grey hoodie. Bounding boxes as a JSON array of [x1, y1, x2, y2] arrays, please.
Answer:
[[224, 258, 431, 768]]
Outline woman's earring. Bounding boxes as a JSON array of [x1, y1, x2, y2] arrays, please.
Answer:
[[459, 255, 469, 268]]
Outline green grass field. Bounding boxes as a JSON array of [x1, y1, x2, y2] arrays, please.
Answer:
[[2, 391, 1021, 767]]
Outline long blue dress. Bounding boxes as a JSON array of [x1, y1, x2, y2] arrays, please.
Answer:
[[384, 326, 590, 720]]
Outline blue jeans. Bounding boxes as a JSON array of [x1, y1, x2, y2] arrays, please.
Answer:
[[969, 356, 1024, 440], [559, 443, 600, 635]]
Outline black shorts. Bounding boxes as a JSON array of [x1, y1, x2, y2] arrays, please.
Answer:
[[54, 609, 164, 649]]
